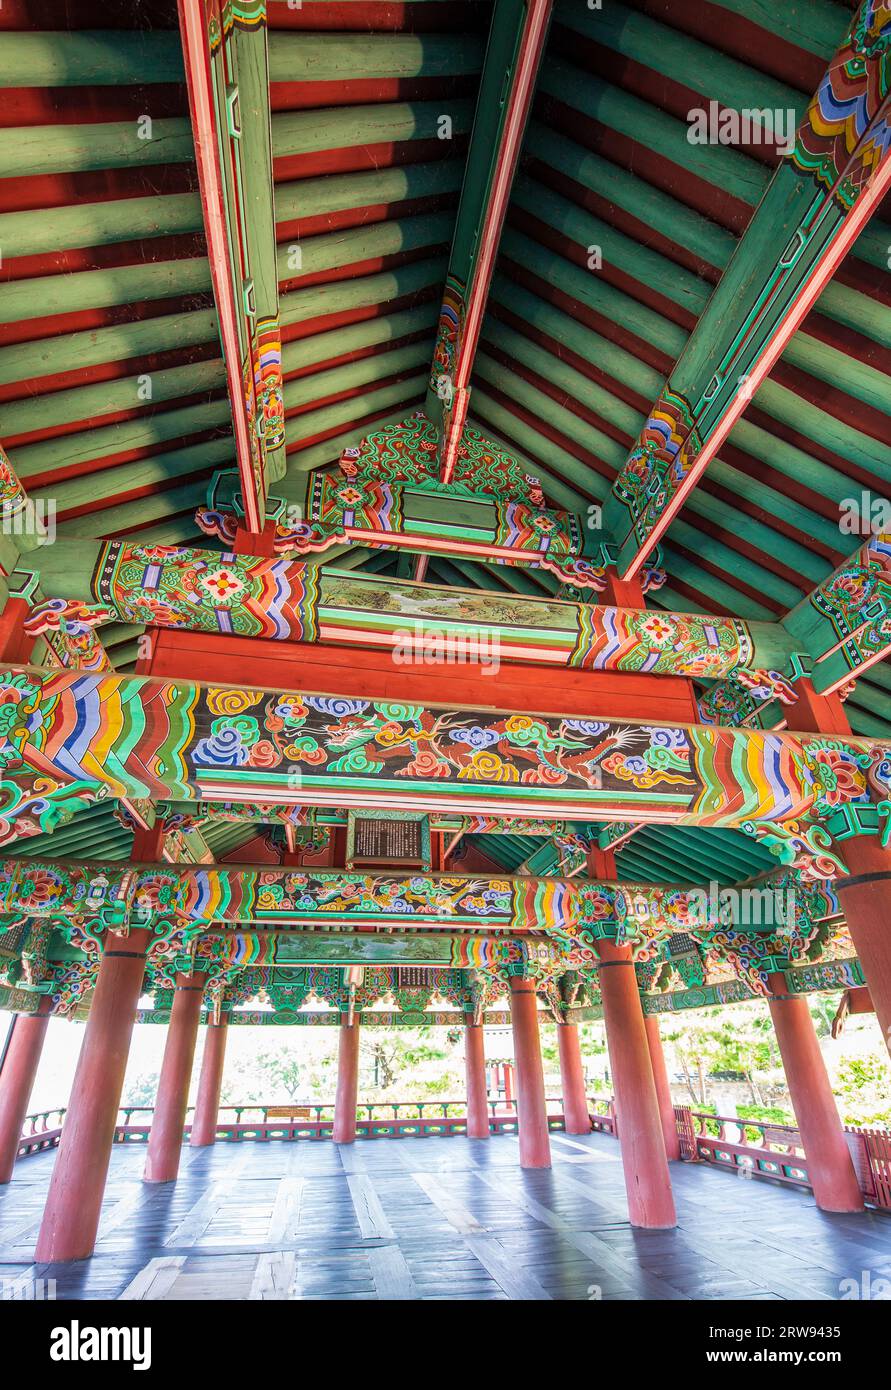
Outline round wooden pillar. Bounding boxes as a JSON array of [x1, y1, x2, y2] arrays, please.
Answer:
[[35, 929, 151, 1263], [190, 1015, 229, 1147], [0, 1000, 52, 1184], [766, 975, 863, 1213], [333, 1015, 360, 1144], [508, 977, 551, 1168], [785, 680, 891, 1059], [835, 837, 891, 1055], [464, 1015, 489, 1139], [144, 972, 206, 1183], [643, 1015, 681, 1161], [556, 1022, 590, 1134], [597, 941, 676, 1228]]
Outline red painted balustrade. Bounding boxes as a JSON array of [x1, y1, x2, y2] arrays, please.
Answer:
[[15, 1101, 890, 1210], [13, 1097, 583, 1152]]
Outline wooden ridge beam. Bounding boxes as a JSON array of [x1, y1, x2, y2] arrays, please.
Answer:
[[601, 2, 891, 577], [178, 0, 284, 533], [426, 0, 553, 492]]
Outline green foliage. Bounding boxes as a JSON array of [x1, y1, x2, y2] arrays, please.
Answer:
[[834, 1053, 891, 1126], [255, 1045, 303, 1101], [121, 1071, 159, 1106], [736, 1103, 792, 1124]]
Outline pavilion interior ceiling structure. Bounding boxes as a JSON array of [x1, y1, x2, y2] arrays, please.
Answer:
[[3, 0, 887, 882], [2, 0, 891, 1278]]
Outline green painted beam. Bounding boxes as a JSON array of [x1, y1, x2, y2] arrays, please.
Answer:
[[600, 11, 891, 575], [48, 482, 209, 541], [280, 256, 447, 327], [0, 256, 211, 326], [0, 31, 184, 85], [0, 192, 202, 260], [707, 0, 850, 59], [0, 120, 193, 178], [274, 161, 464, 226], [11, 401, 231, 480], [0, 360, 225, 438], [277, 212, 455, 283], [560, 1, 807, 130], [267, 32, 485, 81], [272, 100, 475, 158], [483, 277, 856, 553], [0, 310, 218, 389], [283, 305, 438, 375], [47, 440, 235, 516], [282, 342, 432, 413], [286, 375, 428, 452], [538, 58, 769, 205]]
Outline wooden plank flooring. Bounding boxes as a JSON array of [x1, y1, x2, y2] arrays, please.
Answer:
[[1, 1133, 889, 1301]]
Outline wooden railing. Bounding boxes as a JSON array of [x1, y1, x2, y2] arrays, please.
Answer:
[[684, 1109, 811, 1188], [18, 1101, 890, 1208], [671, 1105, 891, 1209], [589, 1096, 617, 1136], [15, 1096, 575, 1153], [16, 1108, 66, 1158]]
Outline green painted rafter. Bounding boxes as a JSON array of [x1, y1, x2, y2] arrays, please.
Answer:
[[601, 1, 891, 578]]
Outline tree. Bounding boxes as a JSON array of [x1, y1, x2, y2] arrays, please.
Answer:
[[121, 1072, 159, 1106], [254, 1045, 304, 1101]]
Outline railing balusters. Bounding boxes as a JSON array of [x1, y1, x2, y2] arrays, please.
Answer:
[[17, 1099, 886, 1203]]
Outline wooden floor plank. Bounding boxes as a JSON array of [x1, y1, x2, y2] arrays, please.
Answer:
[[250, 1251, 300, 1300], [368, 1244, 419, 1300], [118, 1256, 186, 1301], [4, 1134, 889, 1301]]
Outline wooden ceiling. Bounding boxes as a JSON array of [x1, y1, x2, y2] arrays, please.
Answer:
[[2, 0, 889, 873]]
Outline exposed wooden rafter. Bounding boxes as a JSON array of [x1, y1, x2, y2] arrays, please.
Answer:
[[178, 0, 284, 533], [601, 0, 891, 578], [425, 0, 553, 496]]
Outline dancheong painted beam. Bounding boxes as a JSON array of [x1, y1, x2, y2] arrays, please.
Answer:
[[0, 859, 839, 941], [602, 1, 891, 578], [1, 663, 888, 841], [17, 536, 789, 681], [198, 417, 629, 593]]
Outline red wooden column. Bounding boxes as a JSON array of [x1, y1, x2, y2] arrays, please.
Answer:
[[0, 595, 35, 662], [597, 939, 677, 1228], [464, 1014, 490, 1139], [556, 1022, 590, 1134], [35, 927, 152, 1262], [791, 680, 891, 1052], [0, 997, 52, 1183], [144, 971, 207, 1182], [332, 1014, 360, 1143], [190, 1014, 230, 1148], [643, 1015, 681, 1161], [508, 976, 551, 1168], [766, 973, 863, 1212]]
